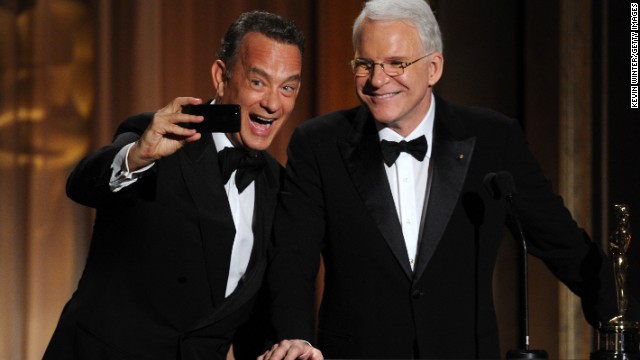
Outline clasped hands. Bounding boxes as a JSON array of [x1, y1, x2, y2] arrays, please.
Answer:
[[259, 339, 323, 360]]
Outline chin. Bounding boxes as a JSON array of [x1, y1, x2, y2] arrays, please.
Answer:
[[370, 112, 399, 126], [244, 139, 272, 152], [366, 104, 397, 120]]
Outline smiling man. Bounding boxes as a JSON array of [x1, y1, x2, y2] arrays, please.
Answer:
[[44, 11, 303, 360], [209, 30, 301, 153], [262, 0, 628, 359]]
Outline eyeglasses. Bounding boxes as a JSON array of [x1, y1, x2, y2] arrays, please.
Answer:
[[350, 53, 433, 77]]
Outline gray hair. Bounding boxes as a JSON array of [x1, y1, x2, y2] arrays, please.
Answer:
[[352, 0, 443, 54]]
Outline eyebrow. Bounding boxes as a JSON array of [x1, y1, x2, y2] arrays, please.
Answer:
[[249, 67, 301, 83]]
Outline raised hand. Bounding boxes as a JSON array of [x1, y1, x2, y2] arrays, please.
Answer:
[[127, 97, 205, 171]]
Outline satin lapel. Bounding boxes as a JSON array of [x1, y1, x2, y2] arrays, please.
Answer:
[[337, 107, 413, 279], [183, 150, 277, 333], [186, 259, 267, 335], [180, 136, 236, 306], [249, 158, 279, 269], [414, 100, 476, 280]]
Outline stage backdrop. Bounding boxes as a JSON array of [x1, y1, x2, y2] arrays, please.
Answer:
[[1, 0, 637, 359]]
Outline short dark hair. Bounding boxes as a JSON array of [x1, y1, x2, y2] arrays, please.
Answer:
[[217, 11, 305, 79]]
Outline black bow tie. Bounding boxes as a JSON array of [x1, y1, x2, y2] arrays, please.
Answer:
[[218, 147, 266, 193], [380, 135, 428, 166]]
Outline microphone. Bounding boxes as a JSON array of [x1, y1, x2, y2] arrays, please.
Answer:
[[484, 171, 548, 360], [484, 171, 516, 202]]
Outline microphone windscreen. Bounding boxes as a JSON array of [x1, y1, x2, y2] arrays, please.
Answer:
[[483, 172, 498, 199], [494, 171, 516, 197]]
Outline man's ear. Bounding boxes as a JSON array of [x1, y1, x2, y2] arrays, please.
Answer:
[[427, 51, 444, 87], [211, 59, 227, 97]]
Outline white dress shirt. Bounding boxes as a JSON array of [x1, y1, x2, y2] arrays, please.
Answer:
[[109, 133, 255, 297], [378, 94, 435, 270]]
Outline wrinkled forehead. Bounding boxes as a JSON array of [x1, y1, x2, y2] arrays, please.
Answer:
[[235, 34, 302, 79]]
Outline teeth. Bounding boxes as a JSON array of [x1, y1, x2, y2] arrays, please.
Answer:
[[374, 92, 397, 98], [251, 115, 275, 124], [250, 117, 273, 130]]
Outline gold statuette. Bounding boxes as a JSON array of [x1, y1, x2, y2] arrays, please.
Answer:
[[610, 204, 632, 323], [592, 204, 640, 360]]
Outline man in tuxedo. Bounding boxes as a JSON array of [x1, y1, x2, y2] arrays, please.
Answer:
[[261, 0, 627, 359], [44, 11, 303, 360]]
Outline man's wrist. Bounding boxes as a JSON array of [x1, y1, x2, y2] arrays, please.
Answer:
[[127, 141, 155, 171]]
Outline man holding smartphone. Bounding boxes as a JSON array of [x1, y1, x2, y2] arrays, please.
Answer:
[[44, 11, 305, 360]]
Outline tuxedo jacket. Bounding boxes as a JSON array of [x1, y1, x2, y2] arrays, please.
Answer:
[[44, 113, 281, 360], [268, 96, 621, 359]]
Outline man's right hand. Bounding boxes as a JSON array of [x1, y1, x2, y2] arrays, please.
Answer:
[[127, 97, 205, 171], [258, 339, 323, 360]]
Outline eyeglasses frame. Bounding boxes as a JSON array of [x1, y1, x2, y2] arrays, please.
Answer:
[[350, 52, 434, 77]]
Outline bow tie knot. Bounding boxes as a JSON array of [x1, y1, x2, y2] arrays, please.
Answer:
[[218, 147, 266, 192], [380, 135, 428, 166]]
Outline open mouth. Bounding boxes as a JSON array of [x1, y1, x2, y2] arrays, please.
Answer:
[[249, 114, 276, 132]]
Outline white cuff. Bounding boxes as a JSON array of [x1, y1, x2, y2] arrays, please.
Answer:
[[109, 142, 154, 192]]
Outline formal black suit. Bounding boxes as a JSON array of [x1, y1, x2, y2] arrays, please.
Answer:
[[44, 113, 280, 360], [268, 96, 621, 359]]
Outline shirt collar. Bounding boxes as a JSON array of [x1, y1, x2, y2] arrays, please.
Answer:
[[212, 132, 235, 153], [377, 93, 435, 157]]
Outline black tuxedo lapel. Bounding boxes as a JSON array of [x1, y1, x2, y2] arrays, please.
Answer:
[[248, 157, 279, 272], [185, 156, 278, 334], [185, 258, 267, 337], [180, 136, 236, 306], [414, 98, 476, 280], [338, 107, 413, 279]]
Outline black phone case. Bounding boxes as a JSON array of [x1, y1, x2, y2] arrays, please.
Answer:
[[181, 104, 241, 133]]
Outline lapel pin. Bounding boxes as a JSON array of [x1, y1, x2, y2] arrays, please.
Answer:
[[457, 153, 465, 161]]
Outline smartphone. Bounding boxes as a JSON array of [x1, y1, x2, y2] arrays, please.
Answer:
[[181, 104, 241, 133]]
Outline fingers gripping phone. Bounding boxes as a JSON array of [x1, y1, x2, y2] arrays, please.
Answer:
[[181, 104, 241, 133]]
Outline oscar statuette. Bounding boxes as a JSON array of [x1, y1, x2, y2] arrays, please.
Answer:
[[592, 204, 640, 360]]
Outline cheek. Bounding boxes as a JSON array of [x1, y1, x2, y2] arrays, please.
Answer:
[[354, 80, 372, 100], [407, 80, 431, 98], [230, 132, 243, 147], [282, 96, 298, 113], [271, 118, 286, 134], [230, 84, 259, 106]]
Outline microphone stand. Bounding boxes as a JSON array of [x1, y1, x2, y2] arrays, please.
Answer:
[[505, 193, 548, 360]]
